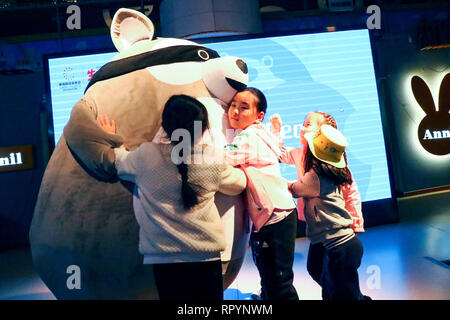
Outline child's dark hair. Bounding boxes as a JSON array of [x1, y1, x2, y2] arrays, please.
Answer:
[[304, 111, 352, 186], [242, 87, 267, 114], [303, 148, 352, 187], [161, 94, 209, 210]]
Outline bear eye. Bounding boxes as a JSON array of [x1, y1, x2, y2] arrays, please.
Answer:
[[198, 50, 210, 60]]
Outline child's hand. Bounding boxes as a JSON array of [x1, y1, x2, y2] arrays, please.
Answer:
[[270, 113, 282, 132], [97, 114, 116, 134], [279, 146, 288, 159]]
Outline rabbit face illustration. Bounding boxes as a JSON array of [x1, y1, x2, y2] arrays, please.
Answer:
[[411, 73, 450, 156]]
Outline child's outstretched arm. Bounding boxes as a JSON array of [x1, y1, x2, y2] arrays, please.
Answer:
[[97, 113, 138, 184], [279, 146, 299, 165], [269, 113, 283, 140], [218, 165, 247, 196], [269, 113, 299, 165], [288, 171, 320, 198]]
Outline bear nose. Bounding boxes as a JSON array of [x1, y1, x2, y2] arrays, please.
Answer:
[[236, 59, 248, 74]]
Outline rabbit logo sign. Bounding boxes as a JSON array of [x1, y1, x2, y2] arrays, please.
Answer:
[[411, 73, 450, 156]]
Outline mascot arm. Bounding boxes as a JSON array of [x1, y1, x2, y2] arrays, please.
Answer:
[[64, 98, 124, 180], [218, 165, 247, 196], [288, 171, 320, 199]]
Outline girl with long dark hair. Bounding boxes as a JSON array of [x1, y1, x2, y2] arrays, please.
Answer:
[[97, 94, 247, 300]]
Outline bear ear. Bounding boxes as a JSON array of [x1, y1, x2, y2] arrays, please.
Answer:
[[411, 75, 436, 115], [111, 8, 155, 53], [438, 73, 450, 113]]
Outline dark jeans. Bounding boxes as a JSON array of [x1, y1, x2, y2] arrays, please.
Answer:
[[153, 260, 223, 300], [307, 236, 369, 300], [250, 209, 299, 300]]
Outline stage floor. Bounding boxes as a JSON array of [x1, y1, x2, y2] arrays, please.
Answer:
[[1, 215, 449, 300]]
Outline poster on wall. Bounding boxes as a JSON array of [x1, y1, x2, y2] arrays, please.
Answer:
[[46, 29, 391, 203]]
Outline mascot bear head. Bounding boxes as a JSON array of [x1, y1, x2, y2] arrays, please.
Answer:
[[29, 8, 249, 299]]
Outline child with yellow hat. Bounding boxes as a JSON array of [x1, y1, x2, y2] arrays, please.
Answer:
[[288, 124, 370, 300]]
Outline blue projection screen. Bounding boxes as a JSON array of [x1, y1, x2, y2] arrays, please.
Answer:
[[47, 29, 391, 202]]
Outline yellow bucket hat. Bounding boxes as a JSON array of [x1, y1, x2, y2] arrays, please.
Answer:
[[304, 124, 348, 168]]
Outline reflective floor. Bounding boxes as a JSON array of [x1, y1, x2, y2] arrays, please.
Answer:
[[226, 215, 450, 300], [1, 210, 449, 300]]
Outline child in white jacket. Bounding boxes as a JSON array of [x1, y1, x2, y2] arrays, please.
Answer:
[[224, 88, 298, 300]]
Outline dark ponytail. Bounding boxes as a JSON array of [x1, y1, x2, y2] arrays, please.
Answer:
[[176, 162, 198, 209], [162, 95, 209, 210]]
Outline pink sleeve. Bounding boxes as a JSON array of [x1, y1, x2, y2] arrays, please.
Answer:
[[240, 166, 275, 232], [342, 176, 365, 233], [281, 146, 305, 220], [279, 147, 300, 165]]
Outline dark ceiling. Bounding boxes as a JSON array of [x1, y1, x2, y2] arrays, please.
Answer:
[[0, 0, 447, 39]]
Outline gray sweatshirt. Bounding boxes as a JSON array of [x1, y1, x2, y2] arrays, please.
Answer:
[[114, 143, 247, 264], [289, 170, 354, 246]]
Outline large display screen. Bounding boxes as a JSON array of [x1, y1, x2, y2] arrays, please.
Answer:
[[46, 29, 391, 202]]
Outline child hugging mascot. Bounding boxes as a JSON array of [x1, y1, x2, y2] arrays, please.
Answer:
[[29, 8, 250, 299]]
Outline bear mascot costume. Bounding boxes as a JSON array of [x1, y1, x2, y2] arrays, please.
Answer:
[[29, 8, 250, 299]]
